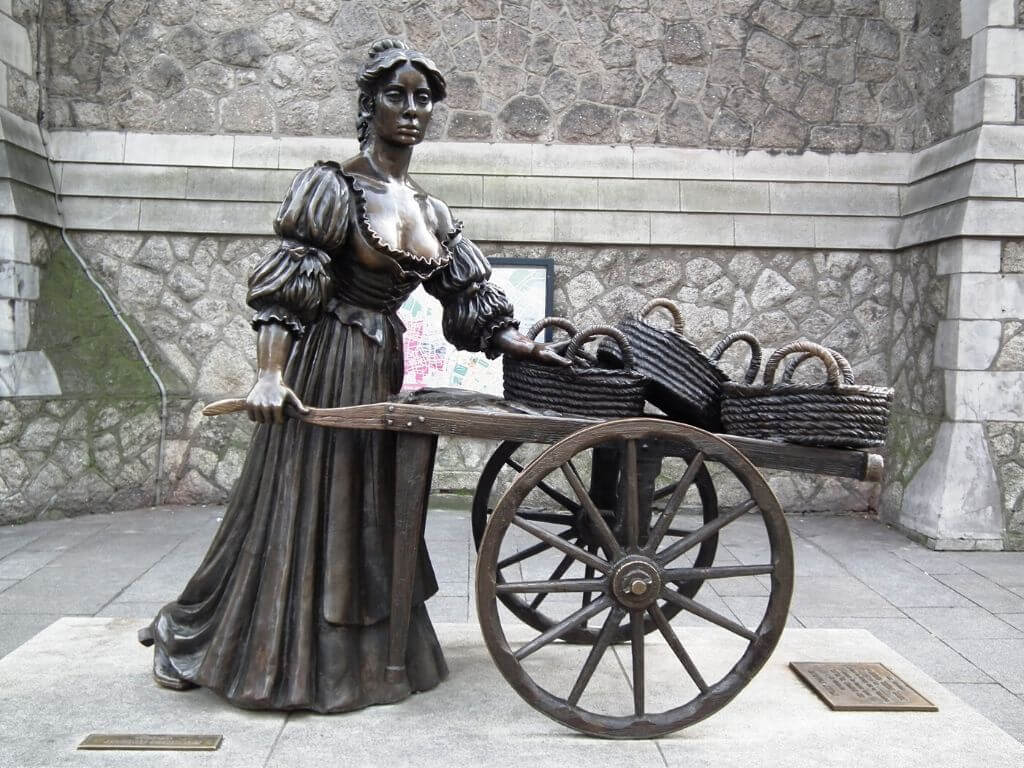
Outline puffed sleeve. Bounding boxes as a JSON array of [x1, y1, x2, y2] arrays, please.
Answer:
[[424, 225, 518, 358], [246, 162, 349, 337]]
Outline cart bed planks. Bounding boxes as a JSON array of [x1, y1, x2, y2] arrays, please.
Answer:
[[202, 388, 883, 483]]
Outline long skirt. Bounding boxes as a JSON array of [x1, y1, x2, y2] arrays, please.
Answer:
[[139, 312, 447, 712]]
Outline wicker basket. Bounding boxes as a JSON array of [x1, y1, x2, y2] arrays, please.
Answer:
[[504, 322, 646, 418], [720, 340, 893, 449], [598, 299, 762, 429]]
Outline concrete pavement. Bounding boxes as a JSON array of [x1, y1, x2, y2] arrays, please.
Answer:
[[1, 499, 1022, 745]]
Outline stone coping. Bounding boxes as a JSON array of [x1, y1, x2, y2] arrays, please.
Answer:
[[2, 116, 1023, 249]]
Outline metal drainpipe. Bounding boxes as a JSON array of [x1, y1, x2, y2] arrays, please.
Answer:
[[32, 1, 169, 505]]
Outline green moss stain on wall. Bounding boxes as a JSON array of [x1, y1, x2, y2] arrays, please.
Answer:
[[27, 242, 185, 396]]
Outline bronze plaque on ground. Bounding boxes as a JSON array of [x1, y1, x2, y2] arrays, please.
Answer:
[[78, 734, 222, 751], [790, 662, 938, 712]]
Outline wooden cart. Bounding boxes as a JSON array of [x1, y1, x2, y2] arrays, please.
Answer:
[[206, 388, 884, 739]]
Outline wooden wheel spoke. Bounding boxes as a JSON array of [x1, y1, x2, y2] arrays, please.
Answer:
[[517, 510, 579, 526], [514, 597, 613, 660], [663, 564, 775, 582], [646, 451, 705, 555], [647, 604, 708, 693], [623, 440, 640, 550], [630, 609, 645, 716], [496, 529, 573, 570], [504, 456, 581, 512], [656, 499, 757, 565], [559, 462, 622, 560], [652, 483, 677, 501], [529, 553, 575, 609], [511, 516, 611, 573], [659, 588, 757, 641], [582, 552, 596, 610], [496, 577, 607, 595], [567, 607, 625, 706]]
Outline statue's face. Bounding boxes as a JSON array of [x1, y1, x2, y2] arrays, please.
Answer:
[[372, 62, 434, 146]]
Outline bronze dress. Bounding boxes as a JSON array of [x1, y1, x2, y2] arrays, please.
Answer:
[[139, 161, 517, 712]]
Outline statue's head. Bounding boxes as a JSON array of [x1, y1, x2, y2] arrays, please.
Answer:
[[356, 39, 447, 149]]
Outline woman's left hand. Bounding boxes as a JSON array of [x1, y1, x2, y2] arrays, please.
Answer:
[[491, 327, 570, 366]]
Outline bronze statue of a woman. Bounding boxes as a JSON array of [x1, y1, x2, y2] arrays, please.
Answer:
[[138, 39, 564, 712]]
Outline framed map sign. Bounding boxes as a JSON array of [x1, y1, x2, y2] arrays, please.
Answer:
[[399, 258, 554, 395]]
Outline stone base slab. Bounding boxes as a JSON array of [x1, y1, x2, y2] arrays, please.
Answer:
[[2, 618, 1022, 767]]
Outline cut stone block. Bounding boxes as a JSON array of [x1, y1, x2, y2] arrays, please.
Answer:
[[947, 272, 1024, 318], [961, 0, 1018, 39], [0, 298, 31, 351], [953, 78, 1018, 132], [0, 13, 32, 74], [46, 131, 125, 164], [936, 238, 1003, 274], [124, 133, 234, 168], [232, 135, 280, 169], [0, 216, 30, 263], [945, 370, 1024, 421], [0, 350, 60, 396], [971, 28, 1024, 80], [0, 260, 38, 300], [679, 180, 768, 213], [901, 422, 1004, 548], [934, 320, 1002, 369]]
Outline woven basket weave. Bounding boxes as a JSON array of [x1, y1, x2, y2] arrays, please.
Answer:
[[598, 299, 762, 429], [720, 340, 893, 449], [504, 320, 646, 418]]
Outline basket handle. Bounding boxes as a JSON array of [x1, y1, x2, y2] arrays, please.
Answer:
[[763, 340, 843, 388], [640, 298, 684, 334], [525, 316, 579, 342], [708, 331, 763, 385], [780, 348, 856, 385], [565, 325, 635, 370]]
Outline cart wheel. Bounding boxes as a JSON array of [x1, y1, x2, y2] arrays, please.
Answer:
[[471, 440, 720, 643], [476, 419, 793, 739]]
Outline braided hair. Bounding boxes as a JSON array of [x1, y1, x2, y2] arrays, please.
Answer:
[[356, 39, 447, 148]]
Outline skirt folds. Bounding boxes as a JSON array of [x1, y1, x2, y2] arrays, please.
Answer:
[[141, 313, 446, 713]]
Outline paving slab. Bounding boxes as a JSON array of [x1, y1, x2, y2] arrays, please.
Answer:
[[940, 637, 1024, 694], [3, 619, 1022, 768], [799, 617, 995, 684], [788, 574, 904, 619], [997, 613, 1024, 632], [893, 546, 972, 575], [838, 552, 974, 609], [945, 684, 1024, 744], [903, 606, 1024, 640], [957, 552, 1024, 586], [936, 572, 1024, 614]]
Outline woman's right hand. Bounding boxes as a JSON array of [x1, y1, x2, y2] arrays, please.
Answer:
[[245, 373, 309, 424]]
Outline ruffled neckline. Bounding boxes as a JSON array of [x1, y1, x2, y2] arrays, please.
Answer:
[[335, 166, 456, 276]]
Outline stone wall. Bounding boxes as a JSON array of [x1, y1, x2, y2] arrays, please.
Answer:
[[50, 231, 902, 517], [40, 0, 965, 151], [4, 0, 41, 124]]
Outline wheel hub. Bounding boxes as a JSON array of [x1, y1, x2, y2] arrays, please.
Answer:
[[610, 555, 663, 610]]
